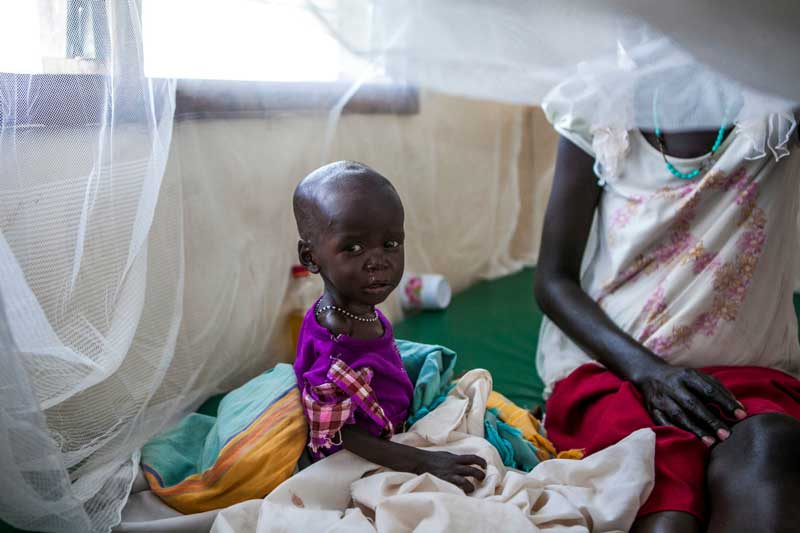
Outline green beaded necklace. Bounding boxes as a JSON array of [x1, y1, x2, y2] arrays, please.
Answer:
[[652, 90, 727, 180]]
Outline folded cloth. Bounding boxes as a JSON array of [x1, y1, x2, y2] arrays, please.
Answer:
[[210, 370, 655, 533], [397, 339, 457, 426], [140, 341, 577, 515], [484, 408, 542, 472], [399, 340, 582, 469], [140, 364, 307, 514], [486, 390, 584, 464]]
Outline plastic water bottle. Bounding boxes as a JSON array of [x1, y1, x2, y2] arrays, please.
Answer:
[[287, 265, 322, 354]]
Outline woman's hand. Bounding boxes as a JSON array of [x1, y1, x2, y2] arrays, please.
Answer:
[[631, 360, 747, 445], [413, 450, 487, 493]]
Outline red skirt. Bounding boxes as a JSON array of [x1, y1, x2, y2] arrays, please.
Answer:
[[544, 363, 800, 521]]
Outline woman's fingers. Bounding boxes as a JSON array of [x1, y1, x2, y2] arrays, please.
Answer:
[[455, 465, 486, 481], [693, 373, 747, 420], [658, 396, 715, 445], [651, 408, 671, 426], [673, 388, 730, 441]]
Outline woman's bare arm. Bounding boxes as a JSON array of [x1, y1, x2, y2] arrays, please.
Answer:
[[534, 137, 744, 444], [534, 137, 663, 382]]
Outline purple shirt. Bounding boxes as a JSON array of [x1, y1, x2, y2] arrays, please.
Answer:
[[293, 304, 413, 441]]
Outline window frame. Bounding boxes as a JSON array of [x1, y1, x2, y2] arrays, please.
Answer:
[[0, 73, 420, 129], [173, 79, 420, 121]]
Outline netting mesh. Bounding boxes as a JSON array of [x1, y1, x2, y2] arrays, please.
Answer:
[[0, 2, 180, 531]]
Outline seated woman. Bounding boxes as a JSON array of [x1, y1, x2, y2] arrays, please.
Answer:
[[534, 93, 800, 532]]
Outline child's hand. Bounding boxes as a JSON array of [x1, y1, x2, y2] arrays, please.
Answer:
[[341, 426, 486, 490], [631, 360, 747, 446], [414, 450, 487, 493]]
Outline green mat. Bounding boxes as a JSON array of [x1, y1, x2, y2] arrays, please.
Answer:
[[394, 267, 544, 409]]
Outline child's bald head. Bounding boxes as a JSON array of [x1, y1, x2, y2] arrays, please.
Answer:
[[293, 161, 405, 306], [293, 161, 402, 244]]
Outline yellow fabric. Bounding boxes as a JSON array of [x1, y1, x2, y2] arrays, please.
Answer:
[[487, 390, 583, 461], [143, 389, 308, 514]]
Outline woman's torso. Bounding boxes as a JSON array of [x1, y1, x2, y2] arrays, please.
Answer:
[[537, 121, 800, 395]]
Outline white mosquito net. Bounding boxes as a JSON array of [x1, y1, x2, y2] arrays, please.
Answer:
[[0, 1, 797, 531]]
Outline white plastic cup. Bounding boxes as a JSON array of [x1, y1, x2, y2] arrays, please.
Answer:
[[398, 272, 451, 311]]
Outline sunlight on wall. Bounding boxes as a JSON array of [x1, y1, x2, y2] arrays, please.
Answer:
[[143, 0, 355, 82], [0, 2, 43, 73]]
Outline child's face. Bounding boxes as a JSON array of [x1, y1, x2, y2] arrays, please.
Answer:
[[312, 189, 404, 307]]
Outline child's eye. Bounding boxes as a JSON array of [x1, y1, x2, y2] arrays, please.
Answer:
[[344, 243, 364, 253], [384, 240, 401, 249]]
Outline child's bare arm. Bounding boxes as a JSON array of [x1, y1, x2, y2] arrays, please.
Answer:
[[534, 137, 744, 444], [340, 425, 486, 493]]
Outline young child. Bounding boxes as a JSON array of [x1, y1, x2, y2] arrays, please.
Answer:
[[292, 160, 486, 493]]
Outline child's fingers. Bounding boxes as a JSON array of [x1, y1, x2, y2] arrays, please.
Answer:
[[450, 475, 475, 494], [456, 454, 487, 468], [456, 465, 486, 481]]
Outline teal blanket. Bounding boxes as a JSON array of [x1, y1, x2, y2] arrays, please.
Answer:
[[399, 340, 542, 472]]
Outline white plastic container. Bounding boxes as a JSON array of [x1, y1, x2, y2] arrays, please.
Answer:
[[398, 272, 452, 311]]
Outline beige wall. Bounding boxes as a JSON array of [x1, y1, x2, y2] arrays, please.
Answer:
[[167, 91, 558, 383]]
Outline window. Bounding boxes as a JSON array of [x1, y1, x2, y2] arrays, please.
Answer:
[[0, 0, 418, 123], [0, 1, 108, 75], [0, 2, 43, 73], [65, 0, 109, 61], [142, 0, 418, 117], [143, 0, 377, 83]]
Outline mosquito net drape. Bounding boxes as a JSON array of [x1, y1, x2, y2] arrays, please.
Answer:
[[1, 1, 798, 531], [0, 2, 179, 531]]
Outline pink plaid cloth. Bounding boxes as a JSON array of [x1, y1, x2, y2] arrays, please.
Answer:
[[303, 358, 394, 454]]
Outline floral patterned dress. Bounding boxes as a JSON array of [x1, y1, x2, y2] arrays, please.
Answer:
[[536, 111, 800, 397]]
